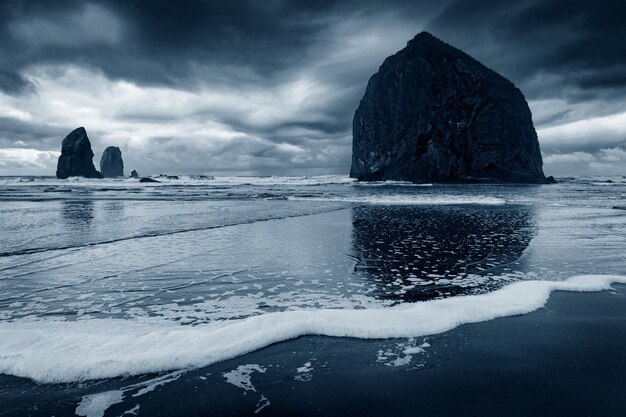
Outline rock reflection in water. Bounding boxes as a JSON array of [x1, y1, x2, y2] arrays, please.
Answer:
[[351, 205, 536, 301], [61, 200, 94, 227]]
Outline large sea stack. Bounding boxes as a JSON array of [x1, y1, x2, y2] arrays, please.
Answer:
[[100, 146, 124, 178], [350, 32, 547, 183], [56, 127, 102, 179]]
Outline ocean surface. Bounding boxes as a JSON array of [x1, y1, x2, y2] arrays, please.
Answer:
[[1, 175, 625, 416]]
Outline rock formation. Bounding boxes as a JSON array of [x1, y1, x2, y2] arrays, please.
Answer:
[[350, 32, 548, 183], [130, 169, 139, 178], [56, 127, 102, 179], [100, 146, 124, 178], [139, 177, 160, 183]]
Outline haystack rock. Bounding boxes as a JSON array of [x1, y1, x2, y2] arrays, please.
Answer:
[[100, 146, 124, 178], [56, 127, 102, 179], [350, 32, 548, 183]]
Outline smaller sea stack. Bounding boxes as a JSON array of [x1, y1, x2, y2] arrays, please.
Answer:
[[100, 146, 124, 178]]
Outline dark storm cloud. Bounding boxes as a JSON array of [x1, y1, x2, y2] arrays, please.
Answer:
[[0, 0, 443, 176], [0, 0, 625, 175], [0, 0, 441, 92], [427, 0, 626, 102]]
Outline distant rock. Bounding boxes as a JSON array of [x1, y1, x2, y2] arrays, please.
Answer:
[[100, 146, 124, 178], [351, 32, 548, 184], [130, 169, 139, 178], [56, 127, 102, 179], [158, 174, 179, 180], [139, 177, 160, 183]]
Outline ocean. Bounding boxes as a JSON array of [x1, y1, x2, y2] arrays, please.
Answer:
[[0, 175, 625, 416]]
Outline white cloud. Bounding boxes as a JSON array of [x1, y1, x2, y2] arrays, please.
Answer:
[[598, 147, 626, 162], [542, 147, 626, 176], [0, 62, 357, 175], [0, 102, 32, 121], [537, 111, 626, 151], [543, 151, 595, 164], [0, 148, 59, 174]]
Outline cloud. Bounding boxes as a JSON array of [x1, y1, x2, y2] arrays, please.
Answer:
[[543, 146, 626, 176], [426, 0, 626, 99], [0, 63, 357, 175], [0, 148, 59, 174], [543, 152, 596, 165], [0, 1, 444, 175], [0, 0, 625, 175], [9, 3, 122, 48]]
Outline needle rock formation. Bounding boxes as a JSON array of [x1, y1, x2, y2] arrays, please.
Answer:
[[100, 146, 124, 178], [56, 127, 102, 179]]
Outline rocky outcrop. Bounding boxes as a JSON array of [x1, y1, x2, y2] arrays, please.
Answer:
[[130, 169, 139, 178], [139, 177, 160, 183], [350, 32, 548, 183], [100, 146, 124, 178], [56, 127, 102, 179]]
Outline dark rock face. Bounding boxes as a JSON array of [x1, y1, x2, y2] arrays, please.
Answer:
[[139, 177, 160, 183], [56, 127, 102, 179], [130, 169, 139, 178], [100, 146, 124, 178], [351, 32, 547, 183]]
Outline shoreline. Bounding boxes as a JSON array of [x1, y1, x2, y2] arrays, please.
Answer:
[[1, 284, 625, 416]]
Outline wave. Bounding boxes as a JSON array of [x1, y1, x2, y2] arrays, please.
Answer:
[[0, 275, 624, 383], [0, 175, 357, 188], [287, 194, 506, 205], [354, 180, 433, 187]]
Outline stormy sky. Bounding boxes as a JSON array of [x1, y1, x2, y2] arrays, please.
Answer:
[[0, 0, 625, 176]]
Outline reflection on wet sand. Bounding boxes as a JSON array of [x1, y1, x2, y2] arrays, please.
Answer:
[[351, 205, 536, 301], [61, 200, 94, 227]]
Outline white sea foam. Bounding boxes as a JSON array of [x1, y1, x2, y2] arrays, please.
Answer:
[[74, 370, 183, 417], [223, 364, 266, 392], [255, 395, 271, 414], [0, 175, 356, 188], [1, 275, 624, 383], [296, 362, 313, 373], [209, 175, 356, 186], [376, 338, 429, 367], [287, 194, 506, 205], [354, 181, 433, 187], [75, 390, 124, 417], [294, 361, 314, 382]]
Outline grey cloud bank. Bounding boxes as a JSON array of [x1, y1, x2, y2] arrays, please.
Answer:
[[0, 0, 624, 176]]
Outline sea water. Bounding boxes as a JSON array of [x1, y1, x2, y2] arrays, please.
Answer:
[[0, 175, 625, 413]]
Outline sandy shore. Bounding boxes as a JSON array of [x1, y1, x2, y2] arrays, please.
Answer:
[[197, 283, 626, 417], [2, 284, 625, 417]]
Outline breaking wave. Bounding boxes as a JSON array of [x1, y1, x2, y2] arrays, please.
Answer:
[[1, 275, 624, 383]]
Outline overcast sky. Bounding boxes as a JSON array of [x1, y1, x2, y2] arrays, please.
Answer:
[[0, 0, 625, 176]]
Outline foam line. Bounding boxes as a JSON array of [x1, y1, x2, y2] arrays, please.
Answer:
[[0, 275, 624, 383], [287, 195, 505, 205]]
